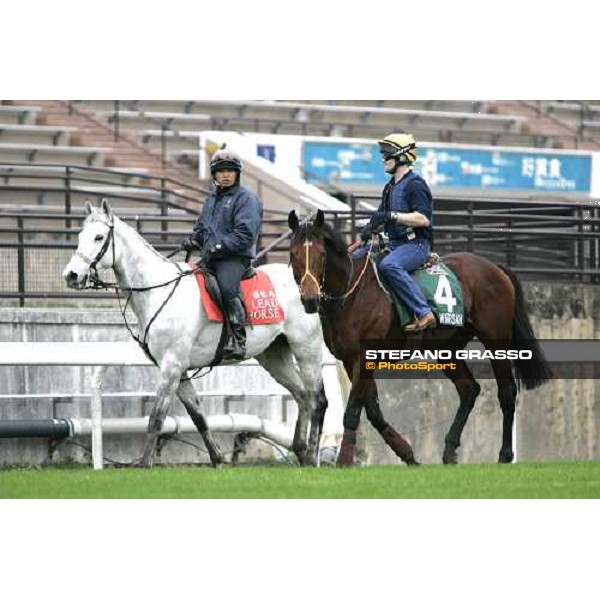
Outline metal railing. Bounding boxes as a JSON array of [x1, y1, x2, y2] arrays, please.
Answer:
[[339, 193, 600, 284], [2, 167, 600, 305], [0, 162, 209, 211], [0, 211, 295, 306]]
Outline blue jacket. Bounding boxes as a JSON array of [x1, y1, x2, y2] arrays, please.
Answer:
[[362, 170, 433, 244], [191, 184, 263, 259]]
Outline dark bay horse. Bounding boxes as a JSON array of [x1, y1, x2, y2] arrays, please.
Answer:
[[288, 209, 552, 466]]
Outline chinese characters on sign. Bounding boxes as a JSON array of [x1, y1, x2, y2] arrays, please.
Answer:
[[249, 289, 281, 321]]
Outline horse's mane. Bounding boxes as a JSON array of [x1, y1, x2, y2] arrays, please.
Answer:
[[292, 221, 348, 256], [87, 212, 173, 264]]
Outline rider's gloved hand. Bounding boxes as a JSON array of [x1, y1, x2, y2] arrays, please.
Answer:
[[182, 236, 200, 253], [203, 244, 224, 262]]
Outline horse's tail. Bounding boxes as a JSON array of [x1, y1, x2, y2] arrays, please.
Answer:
[[497, 264, 552, 390]]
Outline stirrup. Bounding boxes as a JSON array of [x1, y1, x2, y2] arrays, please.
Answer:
[[223, 345, 246, 360], [222, 333, 246, 360], [404, 312, 436, 333]]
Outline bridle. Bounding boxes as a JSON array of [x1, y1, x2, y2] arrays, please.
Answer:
[[298, 230, 374, 305], [76, 218, 115, 288], [76, 216, 195, 368], [300, 239, 326, 299]]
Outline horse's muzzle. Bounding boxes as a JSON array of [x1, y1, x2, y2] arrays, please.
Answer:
[[302, 298, 320, 314], [63, 270, 87, 289]]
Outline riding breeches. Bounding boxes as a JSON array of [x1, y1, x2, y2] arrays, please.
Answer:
[[379, 240, 431, 318], [211, 257, 250, 304]]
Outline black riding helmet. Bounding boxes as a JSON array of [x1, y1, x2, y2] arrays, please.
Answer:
[[210, 150, 243, 175]]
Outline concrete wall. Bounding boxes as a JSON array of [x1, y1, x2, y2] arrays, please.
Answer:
[[0, 309, 343, 467], [1, 279, 600, 467]]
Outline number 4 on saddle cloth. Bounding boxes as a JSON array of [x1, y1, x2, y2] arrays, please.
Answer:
[[190, 264, 285, 325], [373, 255, 464, 328]]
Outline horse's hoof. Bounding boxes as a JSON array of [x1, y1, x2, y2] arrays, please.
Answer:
[[293, 449, 308, 466], [442, 447, 458, 465], [336, 453, 356, 467], [498, 451, 514, 464], [406, 459, 420, 467], [209, 452, 224, 467]]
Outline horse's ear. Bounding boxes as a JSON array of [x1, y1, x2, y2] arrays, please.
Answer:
[[288, 210, 299, 232], [85, 200, 94, 215], [315, 209, 325, 227], [100, 198, 112, 218]]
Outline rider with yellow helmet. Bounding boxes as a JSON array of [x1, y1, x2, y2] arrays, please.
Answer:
[[360, 133, 436, 332]]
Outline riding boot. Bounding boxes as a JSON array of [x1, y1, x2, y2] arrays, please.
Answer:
[[404, 311, 436, 333], [223, 296, 247, 361]]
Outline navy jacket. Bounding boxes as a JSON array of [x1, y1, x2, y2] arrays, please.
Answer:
[[362, 170, 433, 244], [191, 184, 263, 259]]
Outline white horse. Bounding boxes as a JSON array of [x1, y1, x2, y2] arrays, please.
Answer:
[[62, 199, 328, 467]]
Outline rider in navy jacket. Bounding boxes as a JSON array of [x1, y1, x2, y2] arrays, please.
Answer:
[[183, 150, 263, 360], [189, 180, 262, 260], [359, 133, 436, 332]]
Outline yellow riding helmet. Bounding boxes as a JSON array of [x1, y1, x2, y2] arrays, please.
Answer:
[[377, 133, 418, 165]]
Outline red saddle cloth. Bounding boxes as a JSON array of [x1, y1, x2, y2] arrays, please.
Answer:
[[192, 268, 285, 325]]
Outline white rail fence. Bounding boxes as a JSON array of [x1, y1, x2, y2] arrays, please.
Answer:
[[0, 342, 345, 470]]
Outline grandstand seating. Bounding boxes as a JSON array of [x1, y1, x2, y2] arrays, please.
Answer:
[[489, 100, 600, 149], [0, 100, 202, 182], [0, 105, 40, 124], [0, 123, 76, 145], [4, 99, 599, 205], [73, 99, 600, 166], [0, 142, 109, 166], [0, 100, 210, 218], [80, 99, 530, 147]]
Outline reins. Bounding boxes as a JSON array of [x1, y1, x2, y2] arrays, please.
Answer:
[[81, 218, 199, 367], [328, 241, 373, 301], [112, 263, 188, 367]]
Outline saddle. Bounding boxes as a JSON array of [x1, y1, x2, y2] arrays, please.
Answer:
[[370, 251, 464, 328], [190, 261, 284, 326], [196, 261, 255, 313]]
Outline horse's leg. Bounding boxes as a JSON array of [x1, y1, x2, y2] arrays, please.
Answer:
[[337, 382, 362, 467], [255, 336, 313, 465], [441, 359, 481, 465], [287, 343, 328, 467], [473, 301, 517, 463], [361, 379, 418, 465], [141, 355, 182, 468], [486, 355, 517, 464], [315, 381, 329, 447], [177, 378, 224, 467]]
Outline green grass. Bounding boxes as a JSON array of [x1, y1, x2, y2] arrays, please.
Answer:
[[1, 461, 599, 498]]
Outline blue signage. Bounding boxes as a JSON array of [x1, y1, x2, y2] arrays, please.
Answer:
[[257, 144, 276, 163], [302, 141, 592, 194]]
